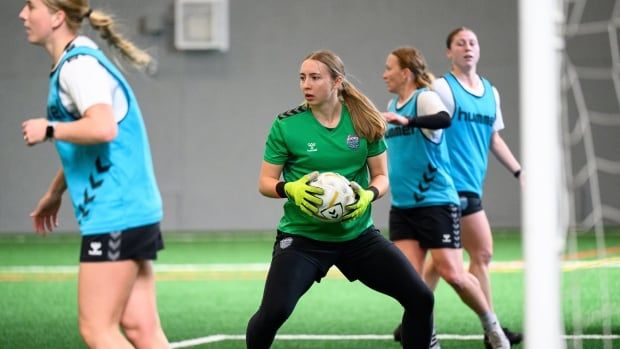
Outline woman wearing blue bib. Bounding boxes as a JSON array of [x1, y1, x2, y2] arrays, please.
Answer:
[[20, 1, 168, 348], [383, 46, 510, 349], [430, 27, 524, 348]]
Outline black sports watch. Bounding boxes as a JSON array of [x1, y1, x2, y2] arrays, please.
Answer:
[[46, 121, 57, 140]]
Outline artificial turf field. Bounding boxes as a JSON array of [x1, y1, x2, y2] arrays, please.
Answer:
[[0, 230, 618, 349]]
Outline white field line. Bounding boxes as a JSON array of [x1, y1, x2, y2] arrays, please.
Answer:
[[2, 258, 620, 274], [170, 333, 620, 348]]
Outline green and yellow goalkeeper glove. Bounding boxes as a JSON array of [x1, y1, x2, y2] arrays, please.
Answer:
[[284, 171, 324, 217], [343, 181, 376, 220]]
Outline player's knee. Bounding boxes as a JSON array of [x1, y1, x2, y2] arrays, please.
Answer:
[[78, 319, 111, 348], [418, 285, 434, 315], [256, 302, 295, 328], [471, 248, 493, 266], [78, 321, 95, 347], [401, 282, 434, 315], [438, 267, 467, 290], [271, 304, 295, 325], [122, 317, 161, 347]]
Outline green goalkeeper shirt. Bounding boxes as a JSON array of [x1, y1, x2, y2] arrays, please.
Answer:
[[264, 104, 387, 242]]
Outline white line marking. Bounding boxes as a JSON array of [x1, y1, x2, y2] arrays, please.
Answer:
[[170, 333, 620, 348]]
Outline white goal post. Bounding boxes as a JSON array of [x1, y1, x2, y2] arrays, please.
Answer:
[[519, 0, 566, 348]]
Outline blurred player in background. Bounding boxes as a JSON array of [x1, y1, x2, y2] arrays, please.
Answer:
[[382, 46, 511, 349], [20, 0, 168, 348], [247, 49, 434, 349], [428, 27, 524, 348]]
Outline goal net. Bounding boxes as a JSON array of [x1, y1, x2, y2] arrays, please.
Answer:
[[521, 0, 620, 348], [561, 0, 620, 348]]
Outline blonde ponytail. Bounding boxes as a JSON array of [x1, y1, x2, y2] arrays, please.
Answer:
[[390, 47, 435, 89], [85, 10, 152, 69], [42, 0, 152, 70], [341, 81, 386, 142], [304, 50, 386, 142]]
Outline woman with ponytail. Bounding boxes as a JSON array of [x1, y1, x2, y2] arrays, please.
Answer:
[[19, 1, 168, 348], [382, 46, 511, 349], [247, 49, 434, 349]]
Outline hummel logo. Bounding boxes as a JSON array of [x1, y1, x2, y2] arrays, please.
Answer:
[[442, 234, 452, 243], [88, 242, 102, 256], [307, 142, 318, 152], [280, 237, 293, 249]]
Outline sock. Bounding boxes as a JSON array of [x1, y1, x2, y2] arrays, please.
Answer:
[[479, 312, 500, 332]]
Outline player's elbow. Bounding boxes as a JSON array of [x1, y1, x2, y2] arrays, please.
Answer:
[[258, 179, 273, 197], [98, 123, 118, 142]]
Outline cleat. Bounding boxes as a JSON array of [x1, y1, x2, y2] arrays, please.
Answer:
[[503, 327, 523, 345], [429, 328, 441, 349], [484, 325, 510, 349], [393, 323, 402, 342], [485, 327, 522, 348], [394, 323, 441, 349]]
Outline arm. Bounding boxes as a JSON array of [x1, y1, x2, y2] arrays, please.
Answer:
[[258, 160, 285, 198], [383, 111, 451, 129], [51, 104, 118, 143], [490, 131, 523, 185], [382, 90, 451, 129], [31, 168, 67, 234], [23, 55, 120, 146], [46, 168, 68, 197], [366, 152, 389, 200], [22, 104, 118, 146]]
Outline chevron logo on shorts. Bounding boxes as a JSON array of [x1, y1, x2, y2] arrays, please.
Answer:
[[107, 232, 121, 261]]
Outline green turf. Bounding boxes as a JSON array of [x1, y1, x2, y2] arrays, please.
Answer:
[[0, 230, 618, 349]]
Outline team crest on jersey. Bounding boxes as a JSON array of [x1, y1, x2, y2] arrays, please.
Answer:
[[346, 135, 360, 150]]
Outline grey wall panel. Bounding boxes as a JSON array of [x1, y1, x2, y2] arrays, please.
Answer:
[[1, 0, 524, 232]]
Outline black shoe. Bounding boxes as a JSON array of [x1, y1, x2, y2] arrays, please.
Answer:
[[484, 327, 523, 348], [393, 323, 402, 342], [503, 327, 523, 345]]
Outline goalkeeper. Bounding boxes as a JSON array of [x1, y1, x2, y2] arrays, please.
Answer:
[[246, 49, 434, 349]]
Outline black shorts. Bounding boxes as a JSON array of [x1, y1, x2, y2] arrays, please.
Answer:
[[273, 226, 394, 282], [459, 191, 483, 216], [389, 204, 461, 249], [80, 223, 164, 262]]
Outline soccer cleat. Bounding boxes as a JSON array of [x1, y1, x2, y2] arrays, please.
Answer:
[[484, 326, 511, 349], [393, 323, 402, 342], [393, 323, 441, 349], [484, 327, 522, 349], [429, 328, 441, 349], [503, 327, 523, 345]]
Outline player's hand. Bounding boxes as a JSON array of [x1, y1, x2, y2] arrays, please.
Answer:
[[343, 181, 374, 220], [21, 118, 48, 146], [382, 112, 408, 126], [284, 171, 324, 216], [30, 192, 62, 235]]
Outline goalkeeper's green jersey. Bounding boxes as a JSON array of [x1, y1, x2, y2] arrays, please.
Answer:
[[263, 104, 387, 242]]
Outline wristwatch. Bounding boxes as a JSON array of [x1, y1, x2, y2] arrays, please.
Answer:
[[46, 121, 57, 140]]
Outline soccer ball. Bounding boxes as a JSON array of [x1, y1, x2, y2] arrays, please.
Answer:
[[310, 172, 356, 222]]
